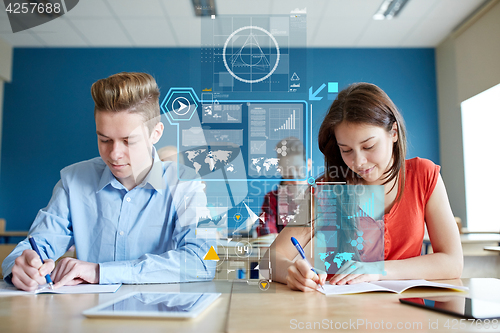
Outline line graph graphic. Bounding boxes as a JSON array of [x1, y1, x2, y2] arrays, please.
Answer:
[[316, 231, 338, 248], [250, 141, 266, 154]]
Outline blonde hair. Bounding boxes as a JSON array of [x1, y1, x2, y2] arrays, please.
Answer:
[[91, 72, 160, 133]]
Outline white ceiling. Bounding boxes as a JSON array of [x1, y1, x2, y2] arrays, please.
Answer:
[[0, 0, 487, 47]]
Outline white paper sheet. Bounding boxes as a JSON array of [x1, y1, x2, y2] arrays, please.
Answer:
[[0, 281, 121, 296], [318, 279, 468, 295]]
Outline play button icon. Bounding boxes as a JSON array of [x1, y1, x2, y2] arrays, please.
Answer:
[[172, 97, 191, 116], [178, 101, 187, 112]]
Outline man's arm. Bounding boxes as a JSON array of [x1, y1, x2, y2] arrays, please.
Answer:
[[2, 180, 74, 287], [72, 170, 215, 285], [98, 223, 215, 284]]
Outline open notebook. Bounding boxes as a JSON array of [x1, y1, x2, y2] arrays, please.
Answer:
[[318, 280, 468, 295], [0, 281, 121, 296]]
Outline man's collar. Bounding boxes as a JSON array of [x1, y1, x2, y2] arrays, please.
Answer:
[[138, 147, 165, 193], [97, 167, 121, 192], [96, 147, 165, 194]]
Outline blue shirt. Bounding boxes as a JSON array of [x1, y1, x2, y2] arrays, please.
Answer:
[[2, 150, 216, 284]]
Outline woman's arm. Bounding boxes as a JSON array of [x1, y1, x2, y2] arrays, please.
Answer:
[[332, 174, 463, 284], [383, 174, 463, 280]]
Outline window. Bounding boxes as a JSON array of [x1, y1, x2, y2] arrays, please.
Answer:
[[461, 83, 500, 232]]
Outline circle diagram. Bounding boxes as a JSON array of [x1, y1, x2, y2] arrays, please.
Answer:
[[222, 26, 280, 84], [234, 240, 252, 258], [258, 280, 271, 291]]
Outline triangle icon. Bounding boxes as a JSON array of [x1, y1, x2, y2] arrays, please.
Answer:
[[203, 246, 220, 261], [235, 214, 241, 220], [260, 282, 268, 289], [259, 212, 266, 223], [177, 101, 187, 112]]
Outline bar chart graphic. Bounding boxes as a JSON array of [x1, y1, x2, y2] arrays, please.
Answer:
[[274, 109, 296, 132], [269, 108, 301, 140], [345, 192, 375, 219]]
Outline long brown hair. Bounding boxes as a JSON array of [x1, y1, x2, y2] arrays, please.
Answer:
[[318, 83, 407, 201]]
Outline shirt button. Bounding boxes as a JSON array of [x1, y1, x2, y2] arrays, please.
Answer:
[[119, 231, 124, 236], [126, 197, 131, 202]]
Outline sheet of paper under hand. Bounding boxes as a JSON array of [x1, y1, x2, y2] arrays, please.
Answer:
[[318, 280, 468, 295], [0, 281, 121, 296]]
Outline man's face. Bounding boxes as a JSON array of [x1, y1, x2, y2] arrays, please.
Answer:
[[95, 111, 162, 190]]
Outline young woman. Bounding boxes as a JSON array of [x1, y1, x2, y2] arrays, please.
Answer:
[[266, 83, 463, 292]]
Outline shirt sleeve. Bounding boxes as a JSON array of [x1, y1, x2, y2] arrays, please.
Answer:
[[1, 180, 74, 281], [98, 175, 216, 284], [98, 224, 215, 284], [419, 158, 441, 204]]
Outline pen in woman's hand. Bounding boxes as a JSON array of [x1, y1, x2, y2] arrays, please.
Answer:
[[291, 237, 325, 292]]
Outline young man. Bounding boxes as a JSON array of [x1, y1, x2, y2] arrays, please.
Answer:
[[2, 72, 215, 291]]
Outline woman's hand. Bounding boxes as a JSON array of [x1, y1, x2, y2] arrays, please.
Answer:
[[286, 259, 327, 292], [329, 260, 383, 285]]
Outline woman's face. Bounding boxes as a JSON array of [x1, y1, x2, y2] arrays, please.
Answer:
[[333, 121, 397, 185]]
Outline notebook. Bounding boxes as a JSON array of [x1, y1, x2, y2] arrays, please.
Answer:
[[0, 281, 121, 296], [318, 280, 468, 295]]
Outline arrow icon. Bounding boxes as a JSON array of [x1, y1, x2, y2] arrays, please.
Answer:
[[309, 83, 326, 101], [177, 101, 187, 112]]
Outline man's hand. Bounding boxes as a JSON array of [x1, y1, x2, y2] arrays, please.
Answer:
[[329, 260, 383, 285], [51, 258, 99, 288], [11, 249, 55, 291]]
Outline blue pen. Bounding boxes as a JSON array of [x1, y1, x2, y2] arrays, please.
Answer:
[[291, 237, 325, 291], [28, 236, 54, 290]]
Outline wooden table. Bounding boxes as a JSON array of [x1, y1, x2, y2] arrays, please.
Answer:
[[0, 279, 499, 332], [0, 281, 233, 333], [228, 278, 500, 332]]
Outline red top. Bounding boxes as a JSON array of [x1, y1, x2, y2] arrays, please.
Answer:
[[256, 189, 281, 236], [383, 157, 440, 260], [258, 158, 440, 263], [325, 157, 440, 278]]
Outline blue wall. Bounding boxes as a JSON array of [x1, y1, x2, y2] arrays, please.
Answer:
[[0, 48, 438, 231]]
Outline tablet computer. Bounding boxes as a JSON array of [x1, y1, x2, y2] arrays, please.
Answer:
[[83, 292, 221, 319], [400, 296, 500, 320]]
